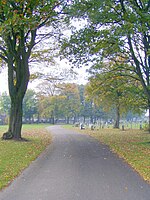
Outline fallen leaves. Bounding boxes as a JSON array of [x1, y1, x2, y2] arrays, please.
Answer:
[[0, 124, 52, 190], [74, 127, 150, 183]]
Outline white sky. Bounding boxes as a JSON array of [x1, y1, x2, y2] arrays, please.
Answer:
[[0, 68, 8, 94], [0, 61, 89, 94], [0, 18, 90, 94]]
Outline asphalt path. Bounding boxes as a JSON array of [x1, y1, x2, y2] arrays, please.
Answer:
[[0, 125, 150, 200]]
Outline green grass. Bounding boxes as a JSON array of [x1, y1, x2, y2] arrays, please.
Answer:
[[0, 124, 52, 190], [67, 125, 150, 183]]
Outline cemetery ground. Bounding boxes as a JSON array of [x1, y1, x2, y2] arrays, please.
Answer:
[[0, 124, 52, 190], [0, 124, 149, 193], [66, 125, 150, 184]]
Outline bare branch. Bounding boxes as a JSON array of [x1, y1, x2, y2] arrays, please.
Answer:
[[27, 30, 37, 57]]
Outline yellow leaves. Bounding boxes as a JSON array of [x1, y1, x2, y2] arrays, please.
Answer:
[[1, 0, 6, 5], [0, 124, 52, 189]]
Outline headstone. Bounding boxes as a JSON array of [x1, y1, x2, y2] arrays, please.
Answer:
[[80, 123, 85, 130]]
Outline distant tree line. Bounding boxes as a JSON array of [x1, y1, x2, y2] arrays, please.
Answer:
[[0, 81, 146, 127]]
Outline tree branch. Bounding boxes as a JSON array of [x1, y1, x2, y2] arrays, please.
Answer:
[[127, 33, 150, 98], [119, 0, 126, 13], [0, 54, 8, 62], [27, 30, 37, 58]]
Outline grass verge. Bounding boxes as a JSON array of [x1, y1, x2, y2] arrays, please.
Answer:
[[0, 124, 52, 190], [67, 125, 150, 183]]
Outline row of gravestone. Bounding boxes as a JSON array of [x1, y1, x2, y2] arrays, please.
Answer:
[[78, 123, 143, 131]]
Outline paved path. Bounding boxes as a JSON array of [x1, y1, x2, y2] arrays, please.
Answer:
[[0, 126, 150, 200]]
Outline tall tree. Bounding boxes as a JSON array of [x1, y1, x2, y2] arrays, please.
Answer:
[[23, 89, 38, 123], [59, 83, 81, 123], [78, 85, 95, 123], [86, 63, 147, 128], [0, 0, 68, 139], [62, 0, 150, 130]]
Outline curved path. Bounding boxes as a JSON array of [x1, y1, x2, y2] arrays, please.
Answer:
[[0, 126, 150, 200]]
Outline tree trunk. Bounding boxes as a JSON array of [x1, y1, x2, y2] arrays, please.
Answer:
[[73, 115, 76, 124], [9, 97, 23, 139], [90, 116, 93, 123], [83, 116, 86, 123], [51, 116, 55, 124], [114, 105, 120, 129], [1, 28, 36, 140], [66, 117, 69, 124], [2, 94, 25, 140], [2, 47, 29, 140]]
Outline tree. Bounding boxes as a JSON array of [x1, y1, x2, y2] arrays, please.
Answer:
[[0, 0, 68, 140], [37, 82, 81, 124], [37, 94, 65, 124], [78, 85, 95, 123], [59, 83, 81, 123], [62, 0, 150, 130], [86, 62, 146, 128], [23, 89, 38, 123]]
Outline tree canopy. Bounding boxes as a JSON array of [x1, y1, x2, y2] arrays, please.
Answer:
[[86, 61, 147, 128], [0, 0, 69, 139], [0, 0, 149, 139], [62, 0, 150, 129]]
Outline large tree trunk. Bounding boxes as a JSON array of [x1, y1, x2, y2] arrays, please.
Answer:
[[2, 77, 29, 140], [2, 45, 30, 140], [8, 97, 23, 139], [1, 27, 36, 140], [2, 93, 27, 140]]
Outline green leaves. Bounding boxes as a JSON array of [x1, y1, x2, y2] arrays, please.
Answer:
[[37, 83, 81, 122], [0, 0, 70, 138], [86, 60, 147, 116], [61, 0, 150, 127]]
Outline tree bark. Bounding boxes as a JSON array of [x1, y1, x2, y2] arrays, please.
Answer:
[[66, 117, 69, 124], [51, 116, 55, 124], [114, 105, 120, 129], [2, 35, 30, 140], [8, 97, 23, 139]]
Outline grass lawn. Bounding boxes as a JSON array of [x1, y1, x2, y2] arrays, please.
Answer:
[[0, 124, 52, 190], [67, 125, 150, 184]]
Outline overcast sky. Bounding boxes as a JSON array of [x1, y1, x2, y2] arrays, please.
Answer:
[[0, 62, 88, 94]]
